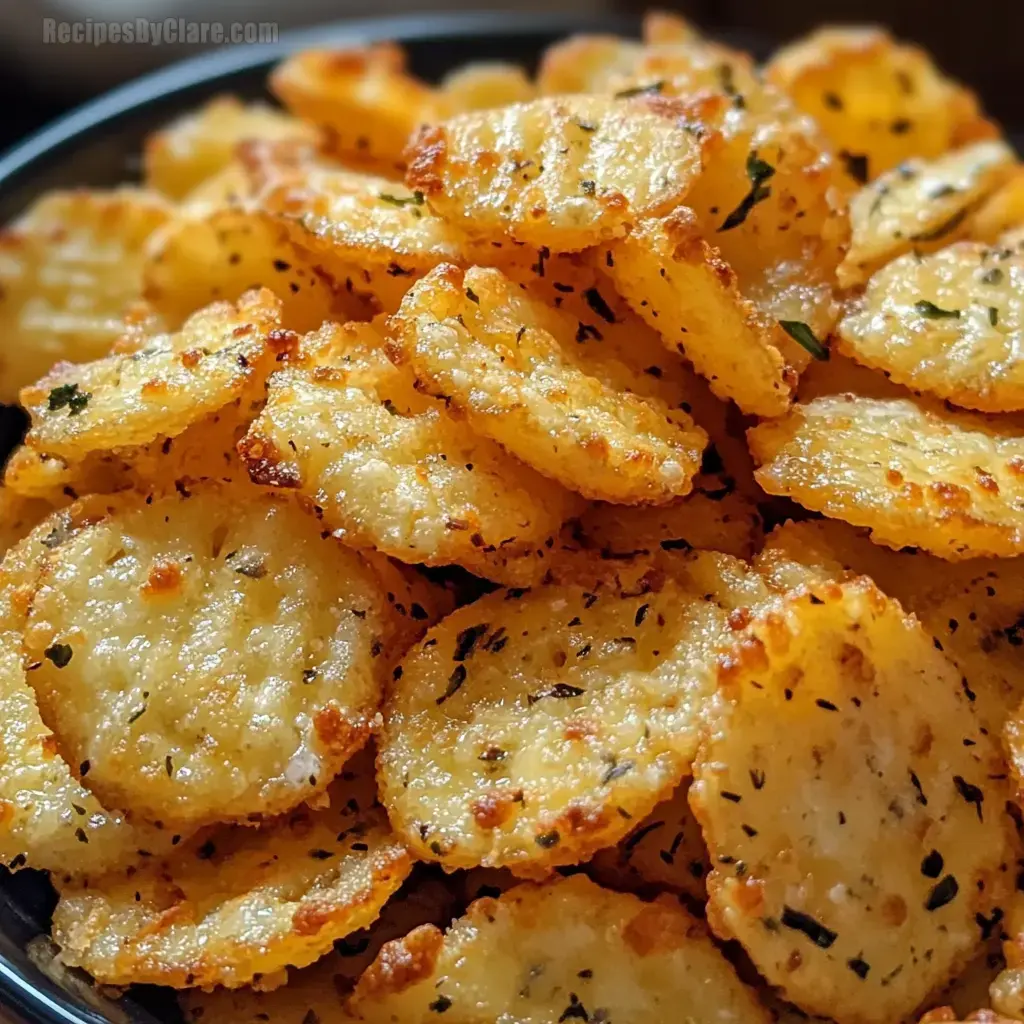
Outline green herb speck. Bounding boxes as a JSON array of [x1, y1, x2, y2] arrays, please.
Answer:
[[718, 152, 775, 232], [914, 300, 961, 319], [780, 320, 829, 361]]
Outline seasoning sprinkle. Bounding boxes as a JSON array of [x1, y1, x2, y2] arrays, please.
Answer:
[[454, 623, 489, 662], [601, 759, 635, 785], [47, 382, 92, 415], [780, 321, 829, 361], [379, 191, 424, 207], [613, 80, 665, 99], [977, 907, 1004, 940], [719, 152, 775, 232], [582, 288, 616, 324], [436, 664, 467, 706], [44, 643, 73, 668], [623, 820, 664, 854], [925, 874, 959, 911], [909, 770, 928, 805], [233, 554, 268, 579], [528, 682, 586, 704], [848, 957, 870, 979], [841, 151, 869, 184], [920, 849, 944, 878], [558, 994, 589, 1021], [781, 905, 838, 948], [953, 775, 984, 820], [915, 300, 961, 319]]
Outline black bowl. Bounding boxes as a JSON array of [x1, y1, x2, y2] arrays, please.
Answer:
[[0, 11, 1010, 1023]]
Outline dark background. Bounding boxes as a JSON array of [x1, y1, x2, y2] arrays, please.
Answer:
[[0, 0, 1019, 155]]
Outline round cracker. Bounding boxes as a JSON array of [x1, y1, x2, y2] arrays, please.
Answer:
[[839, 142, 1014, 288], [0, 188, 173, 403], [22, 484, 390, 830], [404, 94, 708, 252], [250, 152, 468, 280], [3, 400, 253, 504], [269, 44, 439, 174], [748, 394, 1024, 559], [587, 777, 710, 903], [797, 350, 916, 403], [390, 263, 707, 504], [240, 320, 580, 585], [0, 507, 178, 877], [838, 241, 1024, 412], [179, 876, 458, 1023], [378, 552, 775, 874], [971, 168, 1024, 244], [0, 642, 176, 879], [756, 519, 1024, 738], [347, 874, 770, 1023], [570, 484, 763, 563], [143, 207, 381, 333], [51, 750, 413, 989], [21, 288, 288, 461], [505, 259, 759, 497], [764, 27, 995, 179], [438, 61, 535, 112], [603, 209, 795, 418], [144, 96, 319, 200], [691, 578, 1012, 1024]]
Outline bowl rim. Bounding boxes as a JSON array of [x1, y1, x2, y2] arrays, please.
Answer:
[[0, 9, 633, 198]]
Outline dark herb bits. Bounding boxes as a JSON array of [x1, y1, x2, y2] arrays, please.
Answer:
[[718, 152, 775, 232]]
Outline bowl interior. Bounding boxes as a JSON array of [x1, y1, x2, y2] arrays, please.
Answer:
[[0, 11, 1019, 1024]]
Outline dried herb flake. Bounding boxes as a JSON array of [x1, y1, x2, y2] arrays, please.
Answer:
[[47, 382, 91, 415], [925, 874, 959, 911], [780, 320, 829, 361], [915, 300, 961, 319], [613, 80, 665, 99], [718, 152, 775, 232], [44, 643, 73, 668], [781, 906, 837, 948], [436, 664, 467, 706], [379, 191, 425, 207]]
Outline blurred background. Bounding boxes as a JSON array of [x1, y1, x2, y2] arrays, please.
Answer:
[[0, 0, 1020, 152]]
